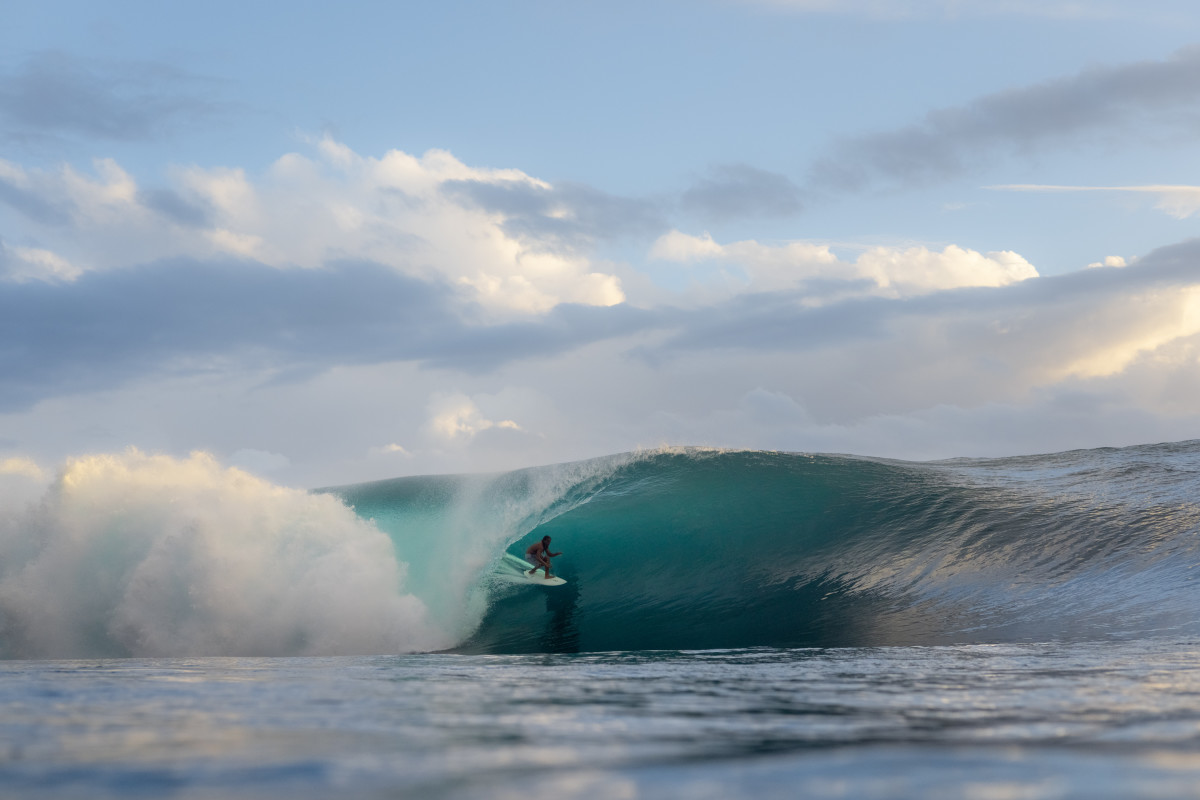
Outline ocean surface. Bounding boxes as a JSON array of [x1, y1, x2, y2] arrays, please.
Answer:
[[2, 441, 1200, 797]]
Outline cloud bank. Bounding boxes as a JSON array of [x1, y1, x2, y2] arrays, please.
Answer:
[[3, 40, 1200, 481]]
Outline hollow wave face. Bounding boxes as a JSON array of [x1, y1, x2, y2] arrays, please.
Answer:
[[450, 444, 1200, 653], [0, 450, 446, 659]]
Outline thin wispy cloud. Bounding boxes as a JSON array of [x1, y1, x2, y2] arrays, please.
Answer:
[[0, 52, 225, 146], [680, 164, 802, 222], [988, 183, 1200, 218], [807, 45, 1200, 194], [442, 177, 667, 251]]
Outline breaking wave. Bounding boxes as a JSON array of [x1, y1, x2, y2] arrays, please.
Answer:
[[3, 441, 1199, 658]]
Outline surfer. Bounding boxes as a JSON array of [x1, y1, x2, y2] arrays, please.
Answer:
[[524, 535, 561, 579]]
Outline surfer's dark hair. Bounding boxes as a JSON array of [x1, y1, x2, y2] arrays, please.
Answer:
[[543, 535, 551, 542]]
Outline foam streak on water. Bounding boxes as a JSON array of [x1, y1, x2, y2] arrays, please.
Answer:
[[6, 639, 1200, 799]]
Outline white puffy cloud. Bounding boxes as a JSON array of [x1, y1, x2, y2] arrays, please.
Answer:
[[1088, 256, 1128, 269], [0, 456, 44, 480], [650, 230, 1037, 298], [427, 392, 523, 443], [0, 139, 626, 314], [649, 230, 727, 262], [369, 443, 414, 458], [855, 245, 1038, 292]]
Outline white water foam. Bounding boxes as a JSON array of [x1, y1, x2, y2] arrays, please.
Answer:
[[0, 450, 449, 659]]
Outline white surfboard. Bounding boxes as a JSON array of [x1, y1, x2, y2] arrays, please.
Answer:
[[496, 553, 567, 586]]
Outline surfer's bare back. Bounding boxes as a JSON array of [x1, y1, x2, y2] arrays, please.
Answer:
[[524, 535, 561, 579]]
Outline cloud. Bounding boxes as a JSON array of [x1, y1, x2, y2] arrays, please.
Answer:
[[0, 140, 627, 313], [229, 448, 291, 475], [5, 236, 1200, 479], [442, 177, 667, 251], [808, 45, 1200, 193], [369, 443, 414, 458], [0, 259, 452, 411], [0, 455, 47, 508], [426, 393, 523, 442], [650, 231, 1037, 297], [0, 255, 662, 413], [139, 187, 212, 227], [647, 386, 1191, 463], [0, 456, 45, 480], [6, 122, 1200, 475], [0, 236, 80, 283], [649, 230, 727, 262], [988, 183, 1200, 219], [652, 239, 1200, 405], [0, 51, 223, 145], [680, 164, 802, 222]]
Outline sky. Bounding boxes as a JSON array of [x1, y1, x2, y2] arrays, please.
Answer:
[[2, 0, 1200, 489]]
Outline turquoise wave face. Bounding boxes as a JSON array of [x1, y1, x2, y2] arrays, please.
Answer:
[[335, 442, 1200, 654]]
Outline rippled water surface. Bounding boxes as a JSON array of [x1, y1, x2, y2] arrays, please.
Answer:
[[7, 638, 1200, 798]]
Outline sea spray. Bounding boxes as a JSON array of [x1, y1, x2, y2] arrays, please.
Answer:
[[327, 449, 643, 645], [0, 449, 445, 659]]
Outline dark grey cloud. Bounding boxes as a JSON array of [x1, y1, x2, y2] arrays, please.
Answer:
[[0, 51, 224, 145], [681, 163, 802, 221], [809, 45, 1200, 193], [442, 179, 668, 251], [0, 259, 659, 412]]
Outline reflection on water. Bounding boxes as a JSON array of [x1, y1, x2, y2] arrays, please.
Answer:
[[541, 579, 581, 653], [5, 638, 1200, 799]]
